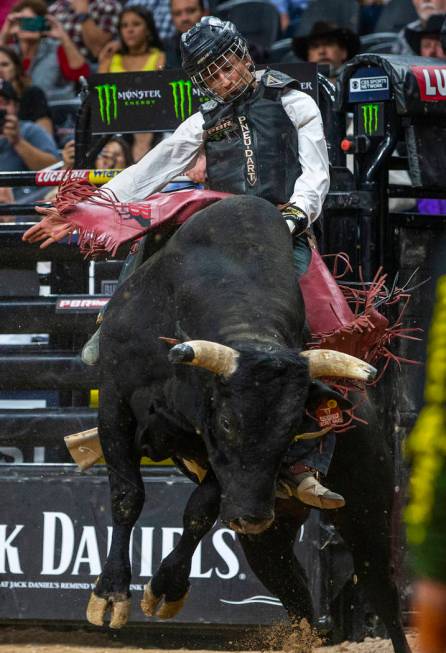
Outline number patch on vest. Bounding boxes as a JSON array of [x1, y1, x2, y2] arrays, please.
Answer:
[[237, 115, 257, 187]]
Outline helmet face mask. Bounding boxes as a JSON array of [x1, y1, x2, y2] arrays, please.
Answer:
[[181, 17, 256, 103], [192, 39, 255, 102]]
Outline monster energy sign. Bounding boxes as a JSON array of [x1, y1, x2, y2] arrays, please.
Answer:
[[95, 83, 118, 126], [89, 65, 318, 134], [359, 102, 383, 137], [170, 80, 193, 121], [362, 103, 378, 135]]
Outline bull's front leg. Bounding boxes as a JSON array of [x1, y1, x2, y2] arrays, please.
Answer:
[[141, 468, 220, 619], [87, 391, 144, 629]]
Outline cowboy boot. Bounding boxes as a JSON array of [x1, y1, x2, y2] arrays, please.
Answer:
[[295, 472, 345, 509], [277, 464, 345, 510]]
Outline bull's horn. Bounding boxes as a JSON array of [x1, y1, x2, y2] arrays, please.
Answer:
[[168, 340, 239, 378], [301, 349, 377, 382]]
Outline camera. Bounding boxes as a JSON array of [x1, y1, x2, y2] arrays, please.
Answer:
[[0, 109, 6, 134], [19, 16, 50, 32]]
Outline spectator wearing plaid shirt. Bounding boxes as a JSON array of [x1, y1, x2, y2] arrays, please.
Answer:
[[126, 0, 175, 41], [48, 0, 122, 61], [165, 0, 205, 68], [0, 0, 90, 101]]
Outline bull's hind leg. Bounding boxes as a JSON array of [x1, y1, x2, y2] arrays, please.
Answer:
[[237, 503, 314, 624], [330, 421, 410, 653], [335, 501, 410, 653], [87, 384, 144, 629], [141, 469, 220, 619]]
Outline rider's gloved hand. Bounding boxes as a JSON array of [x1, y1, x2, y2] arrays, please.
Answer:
[[280, 204, 308, 236]]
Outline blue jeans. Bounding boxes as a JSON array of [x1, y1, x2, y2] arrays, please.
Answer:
[[285, 432, 336, 476], [293, 233, 312, 277]]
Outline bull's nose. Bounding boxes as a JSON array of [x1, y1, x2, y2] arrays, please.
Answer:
[[228, 514, 274, 535]]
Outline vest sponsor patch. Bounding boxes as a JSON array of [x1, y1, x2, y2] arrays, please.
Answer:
[[411, 65, 446, 101], [206, 119, 236, 137], [237, 115, 257, 187]]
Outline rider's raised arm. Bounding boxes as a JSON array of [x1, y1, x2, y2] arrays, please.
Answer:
[[282, 90, 330, 226], [102, 111, 205, 203]]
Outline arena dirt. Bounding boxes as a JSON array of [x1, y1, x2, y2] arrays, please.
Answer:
[[0, 627, 419, 653]]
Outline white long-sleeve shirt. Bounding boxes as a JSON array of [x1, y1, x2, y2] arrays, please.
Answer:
[[104, 84, 330, 225]]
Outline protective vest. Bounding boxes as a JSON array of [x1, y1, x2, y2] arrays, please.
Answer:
[[201, 69, 302, 205]]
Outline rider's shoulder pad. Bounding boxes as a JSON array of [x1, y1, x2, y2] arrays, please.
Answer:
[[262, 69, 300, 90], [200, 99, 219, 112]]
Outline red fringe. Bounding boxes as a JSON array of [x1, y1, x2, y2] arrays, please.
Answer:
[[308, 259, 422, 433], [308, 264, 422, 375], [54, 177, 140, 259]]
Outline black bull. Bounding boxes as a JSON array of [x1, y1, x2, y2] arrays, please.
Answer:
[[88, 196, 409, 653]]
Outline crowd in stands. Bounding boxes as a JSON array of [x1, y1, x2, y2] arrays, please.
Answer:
[[0, 0, 445, 215]]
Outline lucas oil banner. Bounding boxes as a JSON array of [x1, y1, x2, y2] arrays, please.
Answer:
[[89, 64, 318, 134], [0, 465, 328, 624]]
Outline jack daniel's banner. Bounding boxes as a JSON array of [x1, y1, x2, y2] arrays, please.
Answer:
[[89, 64, 318, 135], [0, 465, 327, 624]]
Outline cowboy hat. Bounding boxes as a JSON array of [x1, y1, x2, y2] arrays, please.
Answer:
[[293, 21, 360, 61], [405, 14, 446, 54]]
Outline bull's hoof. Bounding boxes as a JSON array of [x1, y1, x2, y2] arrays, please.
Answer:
[[86, 591, 131, 629], [140, 581, 188, 619]]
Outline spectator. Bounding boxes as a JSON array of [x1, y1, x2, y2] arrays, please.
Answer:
[[270, 0, 308, 38], [165, 0, 205, 68], [397, 0, 446, 53], [126, 0, 175, 41], [95, 137, 135, 170], [406, 16, 446, 216], [61, 136, 134, 170], [44, 135, 134, 201], [358, 0, 385, 35], [99, 6, 165, 73], [405, 12, 446, 56], [414, 0, 446, 21], [48, 0, 122, 62], [293, 21, 360, 81], [0, 0, 90, 101], [99, 6, 165, 162], [0, 78, 59, 202], [0, 46, 52, 134]]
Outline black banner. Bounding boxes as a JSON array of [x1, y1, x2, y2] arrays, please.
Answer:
[[0, 465, 329, 624], [89, 64, 318, 135]]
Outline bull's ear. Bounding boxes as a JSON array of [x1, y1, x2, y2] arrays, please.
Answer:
[[305, 380, 352, 412]]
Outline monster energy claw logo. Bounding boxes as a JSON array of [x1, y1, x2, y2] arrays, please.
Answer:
[[361, 103, 379, 136], [170, 80, 193, 121], [96, 84, 118, 125]]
